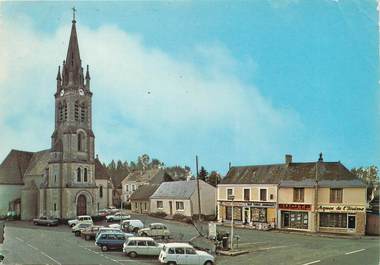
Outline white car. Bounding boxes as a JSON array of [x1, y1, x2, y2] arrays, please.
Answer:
[[123, 237, 163, 258], [68, 215, 93, 227], [105, 213, 131, 222], [159, 243, 214, 265], [121, 219, 144, 233]]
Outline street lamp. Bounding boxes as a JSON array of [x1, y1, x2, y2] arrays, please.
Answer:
[[228, 195, 235, 250]]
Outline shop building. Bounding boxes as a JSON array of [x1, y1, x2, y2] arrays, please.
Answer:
[[217, 166, 279, 229], [277, 154, 367, 235], [218, 154, 367, 235]]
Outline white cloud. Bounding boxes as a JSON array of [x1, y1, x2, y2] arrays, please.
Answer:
[[0, 15, 303, 171]]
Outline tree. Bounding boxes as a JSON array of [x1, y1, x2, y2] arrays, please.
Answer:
[[208, 171, 221, 187], [198, 166, 208, 181], [163, 172, 174, 182], [351, 166, 379, 202]]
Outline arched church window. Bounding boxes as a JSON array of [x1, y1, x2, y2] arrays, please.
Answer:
[[74, 101, 79, 121], [99, 186, 103, 198], [84, 168, 88, 182], [78, 132, 84, 151], [81, 103, 87, 122], [77, 168, 81, 182]]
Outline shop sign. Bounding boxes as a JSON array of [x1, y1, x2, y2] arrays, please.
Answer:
[[278, 203, 311, 211], [220, 201, 275, 208], [317, 205, 365, 212]]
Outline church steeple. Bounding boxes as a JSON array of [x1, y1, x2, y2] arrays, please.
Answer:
[[62, 8, 83, 87]]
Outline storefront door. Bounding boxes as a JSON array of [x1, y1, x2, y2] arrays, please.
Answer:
[[348, 215, 356, 230], [283, 212, 290, 228]]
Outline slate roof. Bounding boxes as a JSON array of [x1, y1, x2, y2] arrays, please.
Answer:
[[222, 161, 365, 188], [122, 168, 186, 186], [0, 150, 34, 185], [95, 158, 111, 180], [24, 149, 50, 176], [129, 184, 160, 201], [150, 180, 200, 199]]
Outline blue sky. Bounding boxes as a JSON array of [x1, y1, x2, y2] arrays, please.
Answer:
[[0, 0, 378, 174]]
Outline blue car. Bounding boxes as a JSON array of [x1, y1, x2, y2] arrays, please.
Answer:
[[95, 231, 129, 252]]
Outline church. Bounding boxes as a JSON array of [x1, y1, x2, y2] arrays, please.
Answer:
[[0, 14, 113, 220]]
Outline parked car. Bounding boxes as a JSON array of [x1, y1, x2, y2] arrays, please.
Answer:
[[95, 231, 130, 252], [123, 237, 163, 258], [105, 213, 131, 222], [81, 225, 103, 241], [33, 216, 59, 226], [95, 227, 133, 240], [98, 210, 109, 218], [72, 222, 92, 236], [68, 215, 93, 227], [138, 223, 170, 239], [159, 243, 215, 265], [121, 219, 144, 233]]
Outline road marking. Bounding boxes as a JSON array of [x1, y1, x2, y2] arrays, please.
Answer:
[[26, 243, 39, 251], [301, 260, 320, 265], [345, 248, 366, 255], [40, 251, 62, 265], [15, 237, 22, 241]]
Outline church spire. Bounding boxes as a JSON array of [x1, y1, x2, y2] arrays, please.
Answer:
[[63, 7, 82, 86]]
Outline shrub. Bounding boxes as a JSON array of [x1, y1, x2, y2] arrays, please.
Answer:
[[150, 211, 167, 218], [172, 213, 186, 221]]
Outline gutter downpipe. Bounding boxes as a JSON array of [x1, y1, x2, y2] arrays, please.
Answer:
[[314, 161, 319, 233]]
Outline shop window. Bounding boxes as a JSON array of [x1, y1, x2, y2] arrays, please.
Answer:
[[293, 188, 304, 202], [225, 206, 242, 221], [330, 188, 343, 203], [176, 201, 184, 210], [320, 213, 347, 228], [287, 212, 309, 229], [251, 208, 267, 222], [243, 189, 250, 201], [157, 201, 163, 209], [260, 189, 267, 201]]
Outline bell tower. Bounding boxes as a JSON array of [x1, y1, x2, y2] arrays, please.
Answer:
[[43, 9, 97, 219]]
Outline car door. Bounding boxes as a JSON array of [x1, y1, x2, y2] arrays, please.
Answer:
[[185, 248, 199, 264], [175, 248, 186, 264], [146, 240, 159, 256], [137, 240, 147, 255], [115, 234, 126, 249]]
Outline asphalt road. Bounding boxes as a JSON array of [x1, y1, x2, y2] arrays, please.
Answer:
[[0, 215, 379, 265]]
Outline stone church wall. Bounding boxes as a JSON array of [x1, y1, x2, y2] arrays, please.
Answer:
[[0, 185, 22, 216]]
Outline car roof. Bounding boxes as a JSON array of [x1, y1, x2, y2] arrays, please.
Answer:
[[78, 215, 91, 218], [150, 223, 165, 226], [165, 243, 193, 248], [123, 219, 142, 223], [127, 237, 155, 241], [99, 231, 125, 235]]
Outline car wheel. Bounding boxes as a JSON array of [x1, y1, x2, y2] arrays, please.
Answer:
[[133, 227, 139, 233], [85, 235, 91, 241], [33, 222, 38, 225], [70, 224, 75, 227], [141, 232, 147, 237], [129, 251, 137, 258], [47, 223, 51, 227], [167, 262, 176, 265], [109, 218, 113, 222], [75, 231, 80, 237], [101, 245, 108, 252], [204, 261, 214, 265]]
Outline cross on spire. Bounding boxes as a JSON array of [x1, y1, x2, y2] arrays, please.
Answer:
[[72, 7, 76, 22]]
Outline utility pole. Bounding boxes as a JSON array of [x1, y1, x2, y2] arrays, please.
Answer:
[[196, 155, 202, 221], [229, 195, 235, 250]]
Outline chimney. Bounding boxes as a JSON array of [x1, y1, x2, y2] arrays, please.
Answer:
[[318, 153, 323, 162], [285, 154, 292, 165]]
